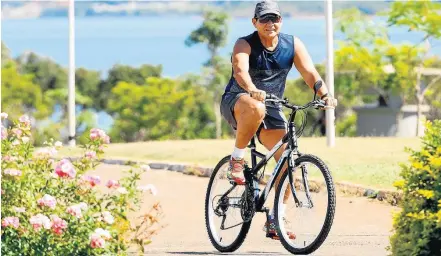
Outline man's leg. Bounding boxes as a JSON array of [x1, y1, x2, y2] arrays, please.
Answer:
[[227, 94, 266, 184], [258, 128, 290, 204], [258, 128, 296, 240]]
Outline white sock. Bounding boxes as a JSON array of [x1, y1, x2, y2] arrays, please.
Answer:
[[231, 146, 245, 160]]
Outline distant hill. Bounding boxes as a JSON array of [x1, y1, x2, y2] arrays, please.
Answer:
[[1, 1, 392, 19]]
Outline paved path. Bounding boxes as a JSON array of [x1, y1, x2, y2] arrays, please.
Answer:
[[93, 164, 399, 255]]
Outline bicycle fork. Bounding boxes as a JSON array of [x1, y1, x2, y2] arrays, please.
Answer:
[[287, 154, 314, 208]]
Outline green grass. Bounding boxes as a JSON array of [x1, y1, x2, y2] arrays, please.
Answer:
[[58, 137, 421, 189]]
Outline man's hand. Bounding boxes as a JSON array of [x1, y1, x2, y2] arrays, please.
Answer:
[[250, 89, 266, 102], [322, 95, 338, 109]]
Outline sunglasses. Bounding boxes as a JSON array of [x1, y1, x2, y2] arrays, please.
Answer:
[[258, 15, 281, 24]]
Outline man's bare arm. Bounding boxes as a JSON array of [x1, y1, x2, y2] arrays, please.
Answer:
[[232, 39, 257, 92], [232, 39, 266, 101], [293, 37, 329, 98]]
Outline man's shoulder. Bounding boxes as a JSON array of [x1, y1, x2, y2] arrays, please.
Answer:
[[279, 32, 295, 42], [238, 31, 257, 42]]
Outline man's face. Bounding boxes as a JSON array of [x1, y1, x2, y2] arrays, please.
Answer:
[[253, 14, 282, 37]]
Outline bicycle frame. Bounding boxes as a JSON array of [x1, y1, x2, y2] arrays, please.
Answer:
[[245, 107, 307, 212], [216, 95, 324, 230]]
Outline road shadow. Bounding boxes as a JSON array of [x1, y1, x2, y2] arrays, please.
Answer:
[[167, 252, 287, 255]]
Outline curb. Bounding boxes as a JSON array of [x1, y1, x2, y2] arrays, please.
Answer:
[[98, 158, 403, 206]]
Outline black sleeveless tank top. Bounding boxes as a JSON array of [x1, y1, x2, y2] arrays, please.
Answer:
[[224, 31, 295, 103]]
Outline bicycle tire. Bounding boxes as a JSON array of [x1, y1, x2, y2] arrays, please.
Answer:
[[205, 155, 252, 252], [274, 154, 336, 255]]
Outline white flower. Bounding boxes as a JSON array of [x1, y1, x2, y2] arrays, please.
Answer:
[[78, 202, 88, 210], [30, 214, 51, 230], [94, 228, 111, 239], [13, 207, 26, 213], [0, 112, 8, 119], [117, 187, 128, 194], [102, 211, 114, 224], [54, 141, 63, 148], [140, 164, 151, 172], [18, 115, 30, 126], [137, 184, 158, 196], [22, 136, 30, 143]]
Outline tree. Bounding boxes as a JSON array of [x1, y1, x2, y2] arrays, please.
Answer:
[[335, 5, 441, 118], [75, 68, 102, 109], [386, 1, 441, 135], [1, 61, 50, 119], [1, 41, 11, 66], [107, 77, 214, 142], [185, 10, 230, 139], [100, 64, 162, 110], [16, 52, 67, 92]]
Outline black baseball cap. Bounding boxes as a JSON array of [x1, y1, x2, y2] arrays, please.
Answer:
[[254, 1, 281, 19]]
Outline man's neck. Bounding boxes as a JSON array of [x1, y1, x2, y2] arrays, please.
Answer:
[[258, 33, 279, 51]]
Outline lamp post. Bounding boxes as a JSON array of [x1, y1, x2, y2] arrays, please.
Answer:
[[68, 0, 76, 146], [325, 0, 335, 147]]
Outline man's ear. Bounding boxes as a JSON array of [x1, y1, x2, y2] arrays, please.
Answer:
[[252, 18, 257, 27]]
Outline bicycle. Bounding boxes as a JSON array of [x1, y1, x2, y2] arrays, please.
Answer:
[[205, 81, 336, 255]]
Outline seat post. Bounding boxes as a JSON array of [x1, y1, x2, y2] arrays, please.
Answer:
[[247, 136, 256, 149]]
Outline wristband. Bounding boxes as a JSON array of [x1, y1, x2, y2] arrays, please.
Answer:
[[320, 93, 330, 100]]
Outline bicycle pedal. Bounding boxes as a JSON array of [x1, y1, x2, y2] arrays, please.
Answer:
[[266, 233, 280, 240]]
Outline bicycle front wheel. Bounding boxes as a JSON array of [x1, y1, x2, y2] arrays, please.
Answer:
[[274, 154, 336, 255], [205, 155, 252, 252]]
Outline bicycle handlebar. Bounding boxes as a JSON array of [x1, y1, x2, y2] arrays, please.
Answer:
[[264, 93, 332, 111]]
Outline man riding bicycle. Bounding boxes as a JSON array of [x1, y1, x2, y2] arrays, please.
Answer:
[[220, 0, 338, 239]]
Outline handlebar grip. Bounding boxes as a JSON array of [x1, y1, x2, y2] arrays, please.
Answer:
[[317, 99, 326, 105], [265, 93, 279, 100]]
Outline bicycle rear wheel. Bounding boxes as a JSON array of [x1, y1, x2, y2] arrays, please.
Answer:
[[274, 154, 336, 255], [205, 155, 252, 252]]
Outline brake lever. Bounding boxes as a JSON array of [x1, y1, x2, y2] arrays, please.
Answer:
[[313, 100, 326, 110]]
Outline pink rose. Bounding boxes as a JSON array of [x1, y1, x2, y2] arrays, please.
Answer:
[[30, 214, 51, 231], [90, 234, 105, 248], [12, 128, 22, 137], [90, 228, 111, 248], [2, 155, 17, 162], [90, 128, 110, 144], [37, 194, 57, 209], [66, 205, 82, 219], [3, 168, 22, 177], [54, 159, 76, 178], [66, 203, 88, 218], [85, 150, 97, 159], [2, 217, 19, 228], [19, 115, 31, 126], [1, 126, 7, 140], [105, 179, 120, 189], [82, 175, 101, 187], [50, 215, 67, 235]]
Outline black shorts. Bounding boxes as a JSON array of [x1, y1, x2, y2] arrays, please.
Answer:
[[220, 92, 287, 136]]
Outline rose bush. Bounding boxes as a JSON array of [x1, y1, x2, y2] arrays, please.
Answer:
[[1, 113, 164, 255]]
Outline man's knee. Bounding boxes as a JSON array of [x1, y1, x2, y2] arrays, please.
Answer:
[[235, 96, 266, 122]]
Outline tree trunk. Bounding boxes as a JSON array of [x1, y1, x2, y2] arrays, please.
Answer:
[[415, 71, 422, 137], [416, 95, 424, 136]]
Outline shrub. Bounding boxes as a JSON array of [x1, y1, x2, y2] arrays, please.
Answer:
[[336, 113, 357, 137], [389, 120, 441, 256], [1, 113, 165, 255]]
